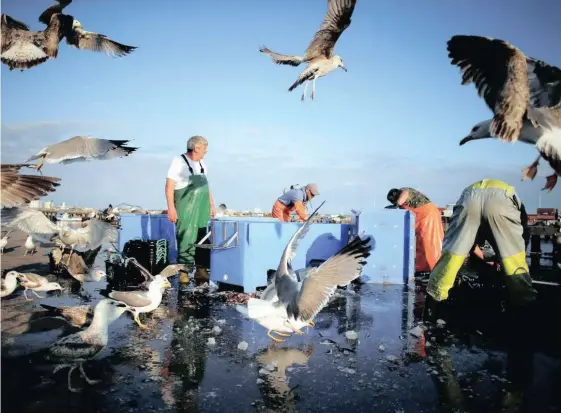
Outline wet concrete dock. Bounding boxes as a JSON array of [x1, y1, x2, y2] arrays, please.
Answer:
[[1, 231, 561, 413]]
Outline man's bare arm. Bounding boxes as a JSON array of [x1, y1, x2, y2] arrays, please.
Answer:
[[166, 179, 176, 209]]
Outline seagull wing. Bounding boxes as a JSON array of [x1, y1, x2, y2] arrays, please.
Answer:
[[526, 58, 561, 109], [66, 26, 137, 57], [447, 35, 530, 142], [1, 13, 30, 31], [0, 164, 61, 208], [127, 257, 154, 281], [304, 0, 357, 61], [108, 290, 152, 308], [68, 219, 117, 249], [275, 201, 325, 313], [37, 136, 133, 164], [49, 331, 103, 360], [259, 46, 304, 67], [294, 235, 372, 321], [38, 0, 72, 25], [4, 208, 59, 242]]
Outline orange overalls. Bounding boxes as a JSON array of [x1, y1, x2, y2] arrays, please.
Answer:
[[272, 189, 308, 222]]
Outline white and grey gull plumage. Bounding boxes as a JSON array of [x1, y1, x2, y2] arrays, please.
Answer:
[[26, 136, 138, 172], [260, 0, 357, 101], [0, 164, 61, 208], [448, 35, 561, 191], [237, 201, 372, 342]]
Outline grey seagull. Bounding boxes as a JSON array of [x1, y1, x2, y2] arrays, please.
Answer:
[[448, 35, 561, 191], [260, 0, 357, 101]]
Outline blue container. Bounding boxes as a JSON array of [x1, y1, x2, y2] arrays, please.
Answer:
[[117, 213, 178, 263], [358, 210, 416, 284], [209, 217, 353, 293]]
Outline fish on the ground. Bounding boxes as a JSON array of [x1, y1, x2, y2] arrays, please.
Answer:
[[260, 0, 357, 101], [1, 0, 137, 71], [448, 35, 561, 191]]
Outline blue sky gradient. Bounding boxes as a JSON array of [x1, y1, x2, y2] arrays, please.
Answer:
[[2, 0, 560, 213]]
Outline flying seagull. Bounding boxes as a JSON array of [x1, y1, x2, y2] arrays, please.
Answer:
[[0, 164, 61, 208], [237, 201, 372, 342], [1, 0, 136, 71], [25, 136, 138, 171], [448, 35, 561, 191], [4, 208, 117, 265], [260, 0, 357, 101]]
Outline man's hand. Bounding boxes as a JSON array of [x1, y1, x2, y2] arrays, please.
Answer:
[[167, 207, 178, 224], [210, 204, 216, 219]]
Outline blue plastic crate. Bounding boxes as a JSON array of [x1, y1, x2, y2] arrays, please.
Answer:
[[117, 213, 178, 264], [209, 217, 353, 293], [357, 210, 416, 284]]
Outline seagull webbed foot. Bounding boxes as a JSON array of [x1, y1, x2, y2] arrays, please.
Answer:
[[543, 174, 558, 192]]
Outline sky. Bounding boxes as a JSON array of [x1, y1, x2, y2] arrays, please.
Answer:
[[2, 0, 560, 214]]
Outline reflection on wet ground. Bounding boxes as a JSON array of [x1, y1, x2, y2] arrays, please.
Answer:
[[2, 265, 561, 413]]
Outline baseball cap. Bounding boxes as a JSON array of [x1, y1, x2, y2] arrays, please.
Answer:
[[306, 183, 320, 196]]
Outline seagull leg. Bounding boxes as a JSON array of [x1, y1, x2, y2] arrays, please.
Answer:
[[53, 364, 71, 374], [292, 328, 305, 335], [307, 320, 315, 328], [134, 313, 149, 329], [66, 246, 74, 266], [23, 288, 33, 301], [301, 81, 308, 102], [543, 174, 558, 192], [311, 78, 316, 100], [267, 330, 286, 343], [79, 363, 101, 385], [67, 365, 81, 393], [522, 155, 541, 181], [35, 156, 45, 172], [32, 290, 45, 299]]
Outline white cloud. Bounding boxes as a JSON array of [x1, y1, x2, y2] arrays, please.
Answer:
[[1, 120, 559, 213]]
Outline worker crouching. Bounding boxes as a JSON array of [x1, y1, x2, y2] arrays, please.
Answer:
[[272, 184, 319, 222], [425, 179, 537, 316], [387, 187, 444, 273]]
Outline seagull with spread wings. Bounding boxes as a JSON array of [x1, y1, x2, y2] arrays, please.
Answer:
[[25, 136, 138, 171], [448, 35, 561, 191], [260, 0, 357, 101], [1, 0, 137, 71], [0, 164, 61, 208], [237, 201, 372, 342], [4, 208, 117, 265]]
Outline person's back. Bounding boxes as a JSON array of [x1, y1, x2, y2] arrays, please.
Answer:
[[278, 188, 306, 207]]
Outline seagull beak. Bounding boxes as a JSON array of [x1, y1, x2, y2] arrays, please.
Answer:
[[163, 280, 172, 289], [459, 135, 493, 146], [340, 65, 347, 72]]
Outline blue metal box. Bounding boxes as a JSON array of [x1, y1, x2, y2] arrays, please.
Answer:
[[208, 217, 353, 292], [357, 210, 416, 284], [117, 213, 178, 264]]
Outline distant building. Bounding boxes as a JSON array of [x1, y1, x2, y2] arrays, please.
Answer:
[[29, 200, 42, 209], [60, 202, 67, 210], [43, 200, 54, 209]]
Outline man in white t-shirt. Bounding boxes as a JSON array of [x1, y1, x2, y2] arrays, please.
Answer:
[[165, 135, 215, 267]]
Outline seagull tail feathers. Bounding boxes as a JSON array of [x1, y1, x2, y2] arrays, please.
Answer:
[[288, 68, 317, 92]]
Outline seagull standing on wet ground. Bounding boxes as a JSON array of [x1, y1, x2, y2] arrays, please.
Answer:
[[1, 271, 20, 298], [448, 35, 561, 191], [237, 201, 372, 342], [46, 298, 130, 392], [260, 0, 357, 101], [1, 0, 137, 71], [13, 272, 63, 301]]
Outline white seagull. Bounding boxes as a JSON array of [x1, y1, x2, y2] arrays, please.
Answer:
[[260, 0, 357, 101], [46, 298, 129, 392], [102, 274, 172, 329], [448, 35, 561, 191], [4, 208, 117, 265], [1, 270, 20, 298], [236, 201, 372, 342], [26, 136, 138, 172], [23, 235, 37, 255], [1, 230, 12, 255]]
